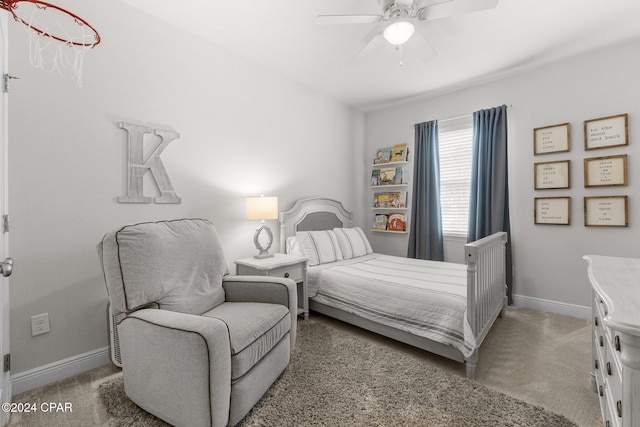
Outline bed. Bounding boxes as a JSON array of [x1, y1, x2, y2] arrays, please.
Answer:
[[279, 197, 507, 379]]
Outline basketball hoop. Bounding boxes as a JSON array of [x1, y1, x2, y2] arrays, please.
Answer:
[[2, 0, 101, 86]]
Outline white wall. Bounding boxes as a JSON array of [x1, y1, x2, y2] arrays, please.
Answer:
[[7, 1, 362, 375], [364, 38, 640, 310]]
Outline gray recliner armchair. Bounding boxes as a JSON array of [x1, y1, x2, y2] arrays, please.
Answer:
[[97, 218, 297, 427]]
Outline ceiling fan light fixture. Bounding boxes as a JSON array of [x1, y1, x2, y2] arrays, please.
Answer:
[[383, 21, 415, 45]]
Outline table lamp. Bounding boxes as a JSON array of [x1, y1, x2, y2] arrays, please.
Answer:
[[245, 195, 278, 258]]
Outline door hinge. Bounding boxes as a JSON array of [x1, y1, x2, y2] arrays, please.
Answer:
[[2, 215, 8, 233], [3, 354, 9, 372], [3, 74, 18, 93]]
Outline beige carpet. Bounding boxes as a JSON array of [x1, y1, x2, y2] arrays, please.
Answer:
[[10, 307, 602, 426]]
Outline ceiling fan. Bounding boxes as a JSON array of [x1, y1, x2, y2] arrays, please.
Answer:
[[316, 0, 499, 65]]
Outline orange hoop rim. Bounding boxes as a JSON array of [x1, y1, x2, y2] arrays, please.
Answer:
[[5, 0, 101, 48]]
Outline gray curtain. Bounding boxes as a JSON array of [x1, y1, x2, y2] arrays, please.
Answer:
[[468, 105, 513, 302], [408, 121, 444, 261]]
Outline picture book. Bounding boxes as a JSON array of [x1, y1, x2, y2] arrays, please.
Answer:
[[371, 169, 380, 186], [391, 143, 408, 162], [372, 214, 388, 231], [378, 167, 397, 185], [388, 191, 407, 208], [393, 167, 404, 185], [373, 147, 392, 164], [374, 193, 389, 208], [387, 213, 406, 232]]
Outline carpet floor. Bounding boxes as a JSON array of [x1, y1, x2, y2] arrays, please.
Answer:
[[9, 307, 602, 426]]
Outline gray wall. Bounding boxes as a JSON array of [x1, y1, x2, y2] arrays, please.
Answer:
[[364, 38, 640, 310], [7, 1, 362, 374]]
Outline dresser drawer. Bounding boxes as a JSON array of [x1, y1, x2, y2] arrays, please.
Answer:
[[268, 263, 304, 282]]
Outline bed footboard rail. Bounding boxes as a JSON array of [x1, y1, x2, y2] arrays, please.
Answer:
[[465, 231, 508, 345]]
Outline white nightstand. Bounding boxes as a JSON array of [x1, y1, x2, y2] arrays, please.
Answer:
[[234, 253, 308, 319]]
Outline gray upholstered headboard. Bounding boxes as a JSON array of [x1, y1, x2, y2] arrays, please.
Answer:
[[279, 198, 353, 253]]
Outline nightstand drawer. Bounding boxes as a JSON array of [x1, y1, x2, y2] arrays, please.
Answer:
[[269, 264, 304, 282]]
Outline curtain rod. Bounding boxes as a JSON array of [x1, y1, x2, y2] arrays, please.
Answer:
[[411, 104, 513, 127]]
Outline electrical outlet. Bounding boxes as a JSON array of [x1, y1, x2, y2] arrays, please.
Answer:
[[31, 313, 50, 336]]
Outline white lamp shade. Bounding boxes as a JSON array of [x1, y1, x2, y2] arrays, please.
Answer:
[[383, 21, 415, 45], [246, 196, 278, 220]]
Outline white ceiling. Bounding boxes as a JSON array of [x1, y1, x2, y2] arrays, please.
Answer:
[[121, 0, 640, 111]]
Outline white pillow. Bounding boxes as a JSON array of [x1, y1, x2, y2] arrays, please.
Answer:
[[286, 236, 303, 256], [333, 227, 373, 259], [296, 230, 344, 266]]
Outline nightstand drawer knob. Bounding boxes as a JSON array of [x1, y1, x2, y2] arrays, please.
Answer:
[[615, 335, 621, 352], [284, 272, 290, 278], [607, 362, 612, 376]]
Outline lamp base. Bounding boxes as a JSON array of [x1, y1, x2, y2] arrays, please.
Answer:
[[253, 223, 274, 259]]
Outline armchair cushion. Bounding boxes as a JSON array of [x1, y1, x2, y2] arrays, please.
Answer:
[[202, 302, 290, 380], [99, 219, 229, 316]]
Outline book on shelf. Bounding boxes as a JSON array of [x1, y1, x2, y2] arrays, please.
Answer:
[[373, 167, 404, 186], [371, 169, 380, 186], [391, 143, 408, 162], [374, 193, 389, 208], [387, 213, 406, 232], [374, 191, 407, 208], [372, 214, 388, 231], [373, 147, 392, 164], [388, 191, 407, 208]]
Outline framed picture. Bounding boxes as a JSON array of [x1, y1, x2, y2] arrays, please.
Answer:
[[584, 196, 628, 227], [584, 114, 628, 150], [534, 123, 570, 155], [584, 155, 628, 187], [534, 197, 570, 225], [534, 160, 570, 189]]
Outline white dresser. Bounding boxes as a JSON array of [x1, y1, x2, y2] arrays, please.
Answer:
[[585, 255, 640, 427]]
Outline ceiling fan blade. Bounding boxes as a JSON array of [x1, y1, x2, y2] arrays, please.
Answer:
[[406, 26, 438, 62], [347, 24, 386, 67], [315, 14, 383, 25], [417, 0, 498, 21]]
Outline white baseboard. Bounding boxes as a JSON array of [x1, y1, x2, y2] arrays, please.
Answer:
[[12, 346, 111, 396], [512, 294, 590, 319]]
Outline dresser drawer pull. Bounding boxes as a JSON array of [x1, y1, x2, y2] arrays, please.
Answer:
[[595, 316, 599, 326], [599, 385, 603, 397], [607, 362, 612, 376], [615, 335, 621, 352], [284, 272, 290, 278], [617, 400, 622, 417], [595, 359, 599, 370], [599, 336, 604, 347]]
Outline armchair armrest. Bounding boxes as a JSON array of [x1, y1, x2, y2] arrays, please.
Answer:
[[223, 276, 297, 347], [118, 309, 231, 427]]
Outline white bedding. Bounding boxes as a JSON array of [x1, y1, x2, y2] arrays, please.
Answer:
[[307, 254, 476, 357]]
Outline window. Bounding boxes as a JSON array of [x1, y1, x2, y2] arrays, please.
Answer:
[[438, 115, 473, 237]]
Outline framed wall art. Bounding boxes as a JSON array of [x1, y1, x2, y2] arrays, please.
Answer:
[[534, 123, 570, 155], [584, 113, 628, 150], [534, 197, 570, 225], [584, 196, 628, 227], [584, 155, 628, 187], [534, 160, 570, 190]]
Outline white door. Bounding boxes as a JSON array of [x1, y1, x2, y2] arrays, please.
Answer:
[[0, 10, 11, 427]]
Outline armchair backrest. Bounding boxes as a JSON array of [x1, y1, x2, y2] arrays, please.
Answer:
[[98, 219, 230, 318]]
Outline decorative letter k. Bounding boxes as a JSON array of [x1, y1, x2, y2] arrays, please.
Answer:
[[117, 122, 182, 204]]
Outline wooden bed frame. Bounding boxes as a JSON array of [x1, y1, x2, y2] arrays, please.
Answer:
[[279, 197, 507, 379]]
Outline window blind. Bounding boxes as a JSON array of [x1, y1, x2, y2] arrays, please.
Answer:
[[438, 115, 473, 237]]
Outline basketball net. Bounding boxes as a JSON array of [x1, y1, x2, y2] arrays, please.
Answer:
[[7, 1, 100, 87]]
